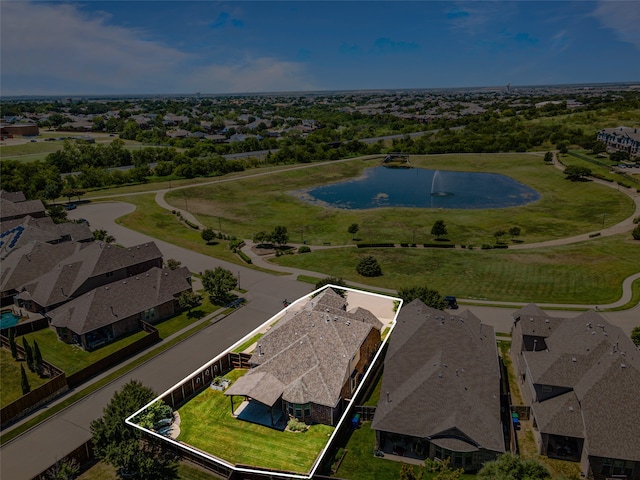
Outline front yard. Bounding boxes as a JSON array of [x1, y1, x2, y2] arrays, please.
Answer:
[[176, 369, 334, 474]]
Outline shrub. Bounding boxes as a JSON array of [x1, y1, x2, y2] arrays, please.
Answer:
[[589, 232, 601, 238], [185, 219, 199, 229], [287, 418, 308, 432], [633, 225, 640, 241], [298, 245, 311, 253], [481, 244, 493, 249], [237, 250, 252, 264], [356, 255, 382, 277]]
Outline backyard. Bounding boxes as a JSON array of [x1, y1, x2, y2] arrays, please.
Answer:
[[176, 368, 335, 475], [0, 347, 51, 407]]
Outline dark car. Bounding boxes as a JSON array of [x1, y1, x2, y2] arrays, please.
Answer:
[[444, 296, 458, 309], [64, 203, 77, 210]]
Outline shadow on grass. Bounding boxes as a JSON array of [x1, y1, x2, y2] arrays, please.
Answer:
[[187, 309, 206, 320]]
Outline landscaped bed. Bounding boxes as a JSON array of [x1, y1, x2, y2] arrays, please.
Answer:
[[176, 369, 334, 474]]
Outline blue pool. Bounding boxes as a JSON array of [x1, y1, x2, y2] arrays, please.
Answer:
[[0, 311, 21, 329]]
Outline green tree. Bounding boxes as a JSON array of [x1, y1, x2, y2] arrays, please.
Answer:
[[398, 286, 446, 310], [166, 258, 182, 270], [424, 458, 463, 480], [33, 340, 44, 376], [22, 337, 34, 372], [201, 227, 216, 244], [93, 229, 116, 244], [61, 188, 85, 204], [20, 364, 31, 395], [132, 400, 173, 430], [399, 463, 420, 480], [348, 223, 359, 240], [478, 453, 550, 480], [632, 224, 640, 241], [202, 267, 237, 303], [543, 151, 553, 163], [47, 205, 67, 224], [45, 457, 80, 480], [631, 326, 640, 347], [610, 150, 630, 162], [356, 255, 382, 277], [431, 219, 448, 239], [43, 182, 63, 204], [509, 226, 521, 241], [591, 141, 606, 155], [90, 380, 178, 480], [494, 229, 506, 244], [9, 328, 18, 360], [254, 231, 270, 245], [178, 290, 201, 312], [564, 165, 591, 181], [271, 225, 289, 246], [315, 277, 347, 297]]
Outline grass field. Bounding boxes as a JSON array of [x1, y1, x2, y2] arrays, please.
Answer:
[[177, 369, 335, 474], [272, 234, 639, 304], [77, 460, 219, 479], [0, 348, 51, 407], [164, 153, 634, 247]]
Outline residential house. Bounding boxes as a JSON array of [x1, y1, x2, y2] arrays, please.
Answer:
[[511, 304, 640, 480], [47, 266, 191, 350], [0, 215, 92, 259], [597, 126, 640, 159], [0, 191, 46, 222], [14, 241, 163, 314], [225, 287, 382, 427], [371, 300, 505, 472], [0, 241, 82, 307]]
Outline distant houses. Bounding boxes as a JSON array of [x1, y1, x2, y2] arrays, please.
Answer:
[[511, 304, 640, 480], [597, 126, 640, 159], [371, 299, 505, 472]]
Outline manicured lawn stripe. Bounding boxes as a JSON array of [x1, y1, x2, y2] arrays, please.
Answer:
[[177, 369, 334, 474]]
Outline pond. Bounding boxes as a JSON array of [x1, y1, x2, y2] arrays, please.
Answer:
[[296, 166, 540, 210]]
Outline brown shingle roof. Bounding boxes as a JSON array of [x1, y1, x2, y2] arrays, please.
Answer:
[[372, 300, 504, 454], [47, 267, 191, 335], [521, 310, 640, 461], [226, 288, 378, 408]]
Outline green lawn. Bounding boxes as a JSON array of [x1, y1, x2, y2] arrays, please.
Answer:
[[0, 348, 51, 407], [273, 234, 640, 304], [77, 460, 219, 479], [176, 369, 335, 474], [335, 422, 475, 480], [163, 153, 634, 247], [20, 328, 147, 375]]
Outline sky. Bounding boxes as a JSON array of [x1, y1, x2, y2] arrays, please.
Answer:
[[1, 1, 640, 96]]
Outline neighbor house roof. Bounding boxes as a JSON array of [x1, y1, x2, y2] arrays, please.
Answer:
[[225, 288, 380, 409], [47, 267, 191, 335], [519, 310, 640, 461], [1, 241, 84, 295], [371, 299, 504, 454], [0, 196, 46, 221], [16, 241, 162, 309], [0, 216, 92, 257]]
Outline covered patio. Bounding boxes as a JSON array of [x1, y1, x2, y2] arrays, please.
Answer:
[[225, 371, 286, 430]]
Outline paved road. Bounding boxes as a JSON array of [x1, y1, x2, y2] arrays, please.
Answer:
[[0, 203, 313, 480]]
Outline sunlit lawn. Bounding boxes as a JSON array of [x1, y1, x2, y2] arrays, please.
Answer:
[[273, 233, 640, 304], [18, 295, 218, 376], [177, 369, 334, 474], [0, 348, 51, 407], [161, 153, 634, 246], [78, 460, 219, 479]]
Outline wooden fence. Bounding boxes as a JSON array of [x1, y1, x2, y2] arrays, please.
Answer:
[[0, 316, 48, 337]]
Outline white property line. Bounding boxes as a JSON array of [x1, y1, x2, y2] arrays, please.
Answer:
[[126, 284, 402, 480]]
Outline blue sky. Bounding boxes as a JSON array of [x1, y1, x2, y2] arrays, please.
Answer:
[[2, 1, 639, 96]]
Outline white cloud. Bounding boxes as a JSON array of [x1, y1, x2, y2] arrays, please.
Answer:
[[591, 1, 640, 50], [0, 2, 317, 95]]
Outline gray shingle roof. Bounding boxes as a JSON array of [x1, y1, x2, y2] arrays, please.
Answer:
[[371, 299, 504, 454], [47, 267, 191, 335], [226, 288, 379, 408], [18, 241, 162, 309], [0, 197, 45, 221], [520, 310, 640, 461]]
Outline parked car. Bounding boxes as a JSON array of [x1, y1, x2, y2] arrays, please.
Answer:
[[444, 296, 458, 309], [64, 203, 77, 210]]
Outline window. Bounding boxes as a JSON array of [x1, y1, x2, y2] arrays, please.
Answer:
[[304, 403, 311, 417], [601, 458, 635, 477]]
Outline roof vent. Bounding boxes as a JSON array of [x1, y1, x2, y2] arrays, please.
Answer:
[[569, 406, 574, 412], [545, 318, 549, 323], [345, 321, 351, 326], [621, 363, 626, 369], [438, 373, 443, 378], [572, 357, 576, 362]]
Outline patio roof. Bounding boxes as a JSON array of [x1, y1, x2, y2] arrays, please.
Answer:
[[431, 437, 479, 453], [225, 371, 285, 408]]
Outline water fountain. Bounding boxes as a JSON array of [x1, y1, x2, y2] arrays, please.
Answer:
[[430, 170, 454, 197]]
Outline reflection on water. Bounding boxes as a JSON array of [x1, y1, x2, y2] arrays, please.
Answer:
[[295, 166, 540, 210]]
